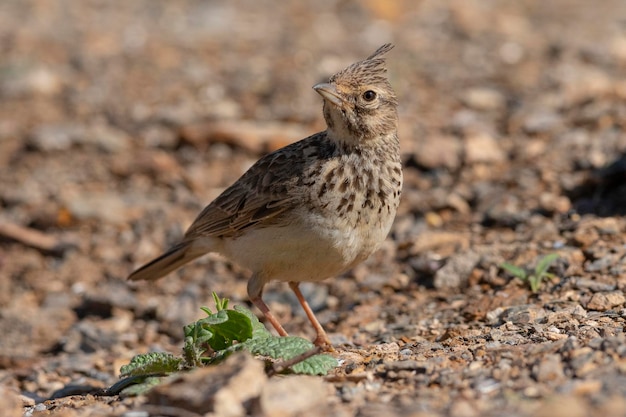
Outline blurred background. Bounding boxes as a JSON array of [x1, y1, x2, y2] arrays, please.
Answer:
[[1, 0, 626, 415]]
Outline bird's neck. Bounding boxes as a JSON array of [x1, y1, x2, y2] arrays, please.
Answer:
[[322, 102, 398, 152], [325, 128, 400, 159]]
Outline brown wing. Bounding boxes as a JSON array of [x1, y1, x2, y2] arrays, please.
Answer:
[[183, 137, 317, 240]]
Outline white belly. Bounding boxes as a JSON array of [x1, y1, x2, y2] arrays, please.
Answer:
[[220, 216, 362, 284]]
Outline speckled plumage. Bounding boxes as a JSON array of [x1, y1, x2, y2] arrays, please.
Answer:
[[128, 44, 402, 348]]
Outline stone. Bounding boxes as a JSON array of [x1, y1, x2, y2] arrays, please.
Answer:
[[464, 132, 506, 164], [533, 354, 565, 382], [146, 352, 266, 416], [434, 251, 481, 289], [260, 375, 331, 417], [586, 292, 626, 311], [462, 87, 506, 111]]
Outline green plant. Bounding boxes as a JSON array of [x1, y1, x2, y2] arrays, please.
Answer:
[[109, 293, 337, 396], [500, 253, 559, 292]]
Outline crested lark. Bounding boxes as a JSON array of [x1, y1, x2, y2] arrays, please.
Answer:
[[128, 44, 402, 348]]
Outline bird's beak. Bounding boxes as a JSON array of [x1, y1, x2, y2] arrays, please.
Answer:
[[313, 83, 344, 107]]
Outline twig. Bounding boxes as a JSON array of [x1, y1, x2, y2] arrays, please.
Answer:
[[0, 221, 76, 256], [268, 346, 322, 376]]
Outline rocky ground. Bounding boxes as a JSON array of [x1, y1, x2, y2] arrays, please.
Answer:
[[1, 1, 626, 416]]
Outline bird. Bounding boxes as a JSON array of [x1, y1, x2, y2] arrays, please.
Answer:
[[128, 44, 402, 349]]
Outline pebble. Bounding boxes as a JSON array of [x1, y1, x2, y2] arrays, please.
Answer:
[[534, 395, 587, 417], [147, 352, 266, 416], [27, 122, 132, 153], [62, 191, 131, 225], [121, 412, 149, 417], [413, 135, 462, 170], [462, 87, 506, 111], [501, 304, 547, 324], [0, 387, 22, 416], [29, 124, 84, 151], [449, 399, 478, 417], [260, 375, 331, 417], [522, 110, 563, 134], [574, 277, 616, 292], [433, 251, 480, 289], [464, 132, 507, 164], [533, 354, 565, 382], [586, 292, 626, 311]]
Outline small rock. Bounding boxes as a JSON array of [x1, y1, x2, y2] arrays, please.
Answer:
[[0, 386, 22, 416], [482, 194, 528, 228], [19, 394, 35, 407], [569, 348, 596, 378], [413, 135, 462, 170], [260, 375, 331, 417], [139, 125, 178, 148], [28, 124, 85, 151], [462, 87, 506, 111], [533, 354, 565, 382], [592, 217, 622, 235], [62, 191, 131, 225], [433, 251, 480, 289], [449, 399, 478, 417], [410, 230, 470, 255], [534, 395, 588, 417], [464, 132, 507, 164], [1, 65, 63, 97], [84, 122, 132, 153], [574, 277, 616, 292], [586, 292, 626, 311], [522, 110, 563, 134], [571, 226, 600, 248], [147, 352, 266, 416], [585, 255, 619, 273], [122, 412, 149, 417], [384, 360, 430, 373], [571, 379, 603, 395], [501, 305, 546, 324], [538, 192, 571, 214]]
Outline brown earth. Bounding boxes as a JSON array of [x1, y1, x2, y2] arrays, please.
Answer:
[[1, 1, 626, 416]]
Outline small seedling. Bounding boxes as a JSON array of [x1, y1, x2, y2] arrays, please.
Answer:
[[110, 292, 337, 397], [500, 253, 559, 292]]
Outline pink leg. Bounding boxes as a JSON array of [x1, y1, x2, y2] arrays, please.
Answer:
[[250, 296, 288, 337], [289, 282, 332, 349]]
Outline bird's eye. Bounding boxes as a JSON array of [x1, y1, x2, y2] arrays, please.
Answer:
[[362, 90, 377, 101]]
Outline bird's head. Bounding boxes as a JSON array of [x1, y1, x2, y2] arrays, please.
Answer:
[[314, 43, 398, 146]]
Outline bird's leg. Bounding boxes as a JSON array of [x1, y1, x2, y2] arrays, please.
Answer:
[[249, 295, 289, 337], [248, 274, 288, 336], [288, 282, 333, 350]]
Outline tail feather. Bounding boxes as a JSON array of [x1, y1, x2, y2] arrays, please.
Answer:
[[128, 241, 203, 281]]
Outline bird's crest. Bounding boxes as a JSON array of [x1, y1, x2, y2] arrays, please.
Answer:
[[329, 43, 394, 88]]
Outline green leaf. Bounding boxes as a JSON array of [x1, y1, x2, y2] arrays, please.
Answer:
[[119, 352, 182, 378], [242, 336, 337, 375], [500, 263, 527, 279], [212, 292, 229, 311], [243, 335, 315, 359], [234, 305, 272, 339], [201, 309, 254, 351], [199, 309, 230, 326], [291, 354, 338, 375], [534, 253, 559, 277], [184, 321, 214, 345]]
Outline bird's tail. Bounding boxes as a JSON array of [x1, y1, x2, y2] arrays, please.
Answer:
[[127, 241, 203, 281]]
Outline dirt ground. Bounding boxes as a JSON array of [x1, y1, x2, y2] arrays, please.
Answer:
[[1, 1, 626, 416]]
